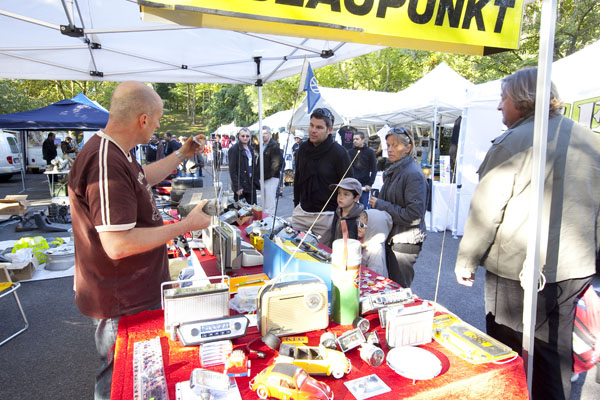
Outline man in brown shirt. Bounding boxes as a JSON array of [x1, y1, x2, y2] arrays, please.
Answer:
[[68, 81, 210, 399]]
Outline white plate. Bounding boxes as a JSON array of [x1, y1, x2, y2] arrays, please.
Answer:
[[386, 346, 442, 381]]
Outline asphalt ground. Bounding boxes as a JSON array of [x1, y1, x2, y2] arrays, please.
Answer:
[[0, 167, 598, 399]]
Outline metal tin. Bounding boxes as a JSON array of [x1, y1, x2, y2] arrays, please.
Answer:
[[359, 343, 385, 367]]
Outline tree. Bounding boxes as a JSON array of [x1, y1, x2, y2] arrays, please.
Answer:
[[205, 85, 256, 132]]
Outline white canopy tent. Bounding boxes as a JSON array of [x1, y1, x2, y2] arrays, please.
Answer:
[[0, 0, 382, 209], [453, 38, 600, 237], [290, 87, 398, 129], [0, 1, 382, 84], [248, 109, 294, 133], [352, 63, 474, 127]]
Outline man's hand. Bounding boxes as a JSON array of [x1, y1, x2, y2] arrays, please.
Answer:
[[365, 185, 371, 191], [183, 199, 211, 232], [236, 189, 243, 196], [456, 270, 475, 287], [180, 134, 205, 159]]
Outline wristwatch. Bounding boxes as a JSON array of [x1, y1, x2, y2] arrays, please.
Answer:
[[175, 149, 186, 163]]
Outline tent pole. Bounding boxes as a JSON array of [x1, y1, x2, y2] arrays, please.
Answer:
[[429, 106, 438, 231], [255, 57, 265, 211], [522, 0, 557, 392], [18, 131, 26, 193], [452, 112, 467, 238]]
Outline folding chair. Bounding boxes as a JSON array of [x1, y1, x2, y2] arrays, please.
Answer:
[[0, 266, 29, 346]]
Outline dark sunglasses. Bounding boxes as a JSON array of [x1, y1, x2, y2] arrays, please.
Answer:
[[358, 221, 367, 229], [312, 107, 335, 125], [389, 127, 413, 144]]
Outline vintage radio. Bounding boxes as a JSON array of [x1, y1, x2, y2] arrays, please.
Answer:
[[161, 276, 230, 341], [256, 279, 329, 336], [212, 222, 242, 270]]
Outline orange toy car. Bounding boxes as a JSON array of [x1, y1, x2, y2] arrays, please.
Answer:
[[249, 363, 333, 400]]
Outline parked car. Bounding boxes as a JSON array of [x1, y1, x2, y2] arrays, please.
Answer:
[[0, 129, 22, 182], [249, 363, 333, 400], [275, 344, 351, 379]]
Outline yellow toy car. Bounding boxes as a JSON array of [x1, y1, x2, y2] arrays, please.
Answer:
[[275, 344, 351, 379], [249, 363, 333, 400]]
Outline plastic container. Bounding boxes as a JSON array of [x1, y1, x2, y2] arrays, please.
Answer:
[[236, 285, 260, 310], [331, 239, 362, 269]]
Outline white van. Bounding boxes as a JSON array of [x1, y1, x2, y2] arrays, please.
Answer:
[[26, 131, 75, 172], [0, 129, 22, 182]]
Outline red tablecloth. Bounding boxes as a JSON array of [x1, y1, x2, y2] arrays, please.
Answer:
[[112, 307, 529, 400], [112, 221, 528, 399], [112, 267, 528, 398]]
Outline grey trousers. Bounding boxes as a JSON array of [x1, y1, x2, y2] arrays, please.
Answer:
[[291, 204, 334, 246]]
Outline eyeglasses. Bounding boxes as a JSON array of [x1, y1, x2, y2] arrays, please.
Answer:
[[312, 107, 335, 126], [358, 221, 367, 229]]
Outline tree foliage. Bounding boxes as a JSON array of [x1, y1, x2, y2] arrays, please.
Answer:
[[205, 85, 256, 132]]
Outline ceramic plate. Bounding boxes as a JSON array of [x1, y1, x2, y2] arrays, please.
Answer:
[[386, 346, 442, 381]]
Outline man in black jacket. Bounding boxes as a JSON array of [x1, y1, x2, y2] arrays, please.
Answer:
[[261, 126, 283, 215], [163, 132, 181, 156], [293, 108, 352, 245], [42, 132, 58, 166], [348, 130, 377, 208]]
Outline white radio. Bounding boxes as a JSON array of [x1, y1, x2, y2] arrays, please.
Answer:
[[257, 278, 329, 337]]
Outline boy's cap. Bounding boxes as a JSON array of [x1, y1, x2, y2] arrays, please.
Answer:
[[329, 178, 362, 196]]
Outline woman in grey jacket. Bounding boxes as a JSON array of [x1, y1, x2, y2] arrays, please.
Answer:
[[369, 127, 427, 287]]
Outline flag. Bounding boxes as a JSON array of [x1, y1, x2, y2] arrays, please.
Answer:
[[300, 62, 320, 114]]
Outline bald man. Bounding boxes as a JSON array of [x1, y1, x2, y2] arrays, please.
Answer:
[[68, 81, 210, 399]]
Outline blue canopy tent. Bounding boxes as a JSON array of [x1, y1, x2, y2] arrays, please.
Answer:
[[0, 93, 108, 191], [0, 93, 108, 131]]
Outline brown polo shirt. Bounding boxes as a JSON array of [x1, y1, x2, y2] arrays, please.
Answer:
[[68, 131, 169, 319]]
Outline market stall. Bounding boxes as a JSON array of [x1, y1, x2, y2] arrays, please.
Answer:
[[111, 219, 528, 400]]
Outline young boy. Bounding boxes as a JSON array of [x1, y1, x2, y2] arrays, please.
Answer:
[[328, 178, 364, 247], [357, 209, 393, 277]]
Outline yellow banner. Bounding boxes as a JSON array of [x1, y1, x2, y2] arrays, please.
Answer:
[[139, 0, 524, 56]]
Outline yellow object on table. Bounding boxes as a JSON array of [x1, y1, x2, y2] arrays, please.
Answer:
[[249, 233, 264, 251], [229, 273, 268, 294]]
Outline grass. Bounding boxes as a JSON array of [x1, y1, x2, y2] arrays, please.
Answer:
[[157, 110, 207, 137]]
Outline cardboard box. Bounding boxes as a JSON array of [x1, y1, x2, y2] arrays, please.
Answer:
[[0, 195, 29, 215], [1, 257, 39, 281]]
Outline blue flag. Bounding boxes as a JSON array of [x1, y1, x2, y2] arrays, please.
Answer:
[[303, 63, 321, 114]]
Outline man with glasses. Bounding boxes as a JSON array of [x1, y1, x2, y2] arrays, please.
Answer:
[[293, 107, 352, 245]]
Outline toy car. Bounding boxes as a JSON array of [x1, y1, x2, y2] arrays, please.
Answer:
[[275, 344, 351, 379], [250, 363, 333, 400]]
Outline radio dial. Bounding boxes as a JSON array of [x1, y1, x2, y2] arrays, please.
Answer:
[[304, 292, 324, 312]]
